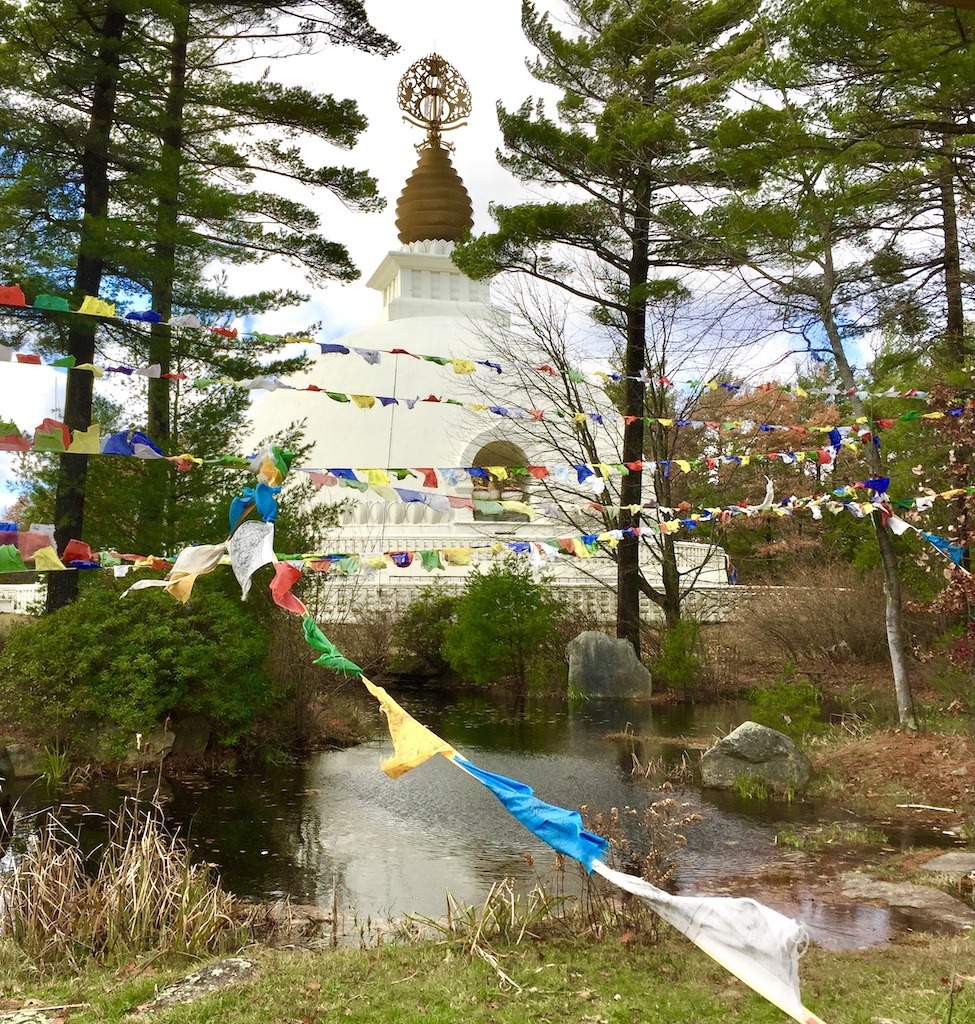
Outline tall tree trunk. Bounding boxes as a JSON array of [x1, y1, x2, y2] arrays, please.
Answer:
[[821, 307, 917, 730], [938, 145, 965, 367], [142, 1, 189, 554], [937, 144, 971, 571], [47, 2, 128, 612], [617, 212, 650, 654]]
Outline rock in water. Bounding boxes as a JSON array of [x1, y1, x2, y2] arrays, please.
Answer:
[[700, 721, 811, 790], [567, 631, 652, 700]]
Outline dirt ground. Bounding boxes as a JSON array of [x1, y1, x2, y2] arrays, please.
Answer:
[[813, 728, 975, 820]]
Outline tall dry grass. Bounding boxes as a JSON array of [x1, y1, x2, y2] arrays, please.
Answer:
[[737, 565, 890, 664], [2, 800, 252, 967]]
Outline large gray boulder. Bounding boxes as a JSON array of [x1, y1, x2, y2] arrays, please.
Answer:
[[169, 715, 211, 760], [567, 631, 652, 700], [700, 721, 811, 790], [0, 740, 46, 778]]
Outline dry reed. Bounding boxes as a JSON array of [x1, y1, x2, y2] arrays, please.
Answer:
[[1, 800, 252, 967]]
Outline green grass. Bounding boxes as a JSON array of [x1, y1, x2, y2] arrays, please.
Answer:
[[731, 773, 796, 803], [0, 931, 971, 1024], [776, 822, 889, 852]]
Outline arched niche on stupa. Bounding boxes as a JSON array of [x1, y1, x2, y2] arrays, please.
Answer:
[[467, 438, 530, 523]]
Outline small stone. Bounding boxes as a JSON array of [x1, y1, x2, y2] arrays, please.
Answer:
[[950, 766, 968, 776], [918, 852, 975, 877], [133, 957, 259, 1015]]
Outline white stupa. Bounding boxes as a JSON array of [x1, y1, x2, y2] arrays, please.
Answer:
[[250, 55, 728, 619]]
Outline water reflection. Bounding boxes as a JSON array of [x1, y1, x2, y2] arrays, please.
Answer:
[[2, 688, 959, 948]]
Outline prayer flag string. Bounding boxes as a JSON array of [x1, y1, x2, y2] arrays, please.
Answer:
[[106, 446, 828, 1024], [0, 285, 929, 404]]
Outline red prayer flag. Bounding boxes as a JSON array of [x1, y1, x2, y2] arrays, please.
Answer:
[[270, 561, 307, 615]]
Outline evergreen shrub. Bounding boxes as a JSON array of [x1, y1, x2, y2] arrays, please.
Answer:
[[390, 586, 460, 676], [748, 664, 825, 741], [442, 560, 565, 690], [651, 619, 705, 700], [0, 576, 271, 752]]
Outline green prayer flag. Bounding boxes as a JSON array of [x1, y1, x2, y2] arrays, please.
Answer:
[[419, 549, 444, 572], [34, 294, 69, 312], [301, 615, 362, 675], [0, 544, 29, 573]]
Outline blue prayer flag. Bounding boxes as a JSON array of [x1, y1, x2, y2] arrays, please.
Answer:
[[452, 755, 609, 871]]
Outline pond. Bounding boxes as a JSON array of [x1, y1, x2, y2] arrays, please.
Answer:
[[2, 686, 962, 949]]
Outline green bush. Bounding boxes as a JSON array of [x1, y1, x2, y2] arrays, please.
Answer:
[[442, 560, 564, 691], [0, 576, 272, 751], [748, 664, 825, 741], [390, 586, 460, 675], [652, 619, 704, 700]]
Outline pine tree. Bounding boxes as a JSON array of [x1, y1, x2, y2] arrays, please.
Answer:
[[0, 1, 396, 601], [697, 1, 936, 727], [454, 0, 762, 647]]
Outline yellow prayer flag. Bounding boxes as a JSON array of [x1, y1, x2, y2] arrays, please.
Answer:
[[450, 358, 476, 375], [657, 418, 674, 427], [165, 573, 199, 603], [360, 675, 457, 778], [444, 548, 472, 565], [256, 453, 285, 486], [75, 362, 105, 378], [33, 546, 66, 570], [365, 468, 391, 486], [486, 466, 508, 481], [77, 295, 116, 318], [572, 413, 587, 423], [675, 459, 691, 473], [351, 394, 376, 409], [68, 423, 101, 454], [365, 555, 388, 569], [500, 501, 535, 519], [794, 386, 808, 398]]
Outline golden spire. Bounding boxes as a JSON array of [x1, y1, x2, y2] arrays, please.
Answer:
[[395, 54, 474, 245]]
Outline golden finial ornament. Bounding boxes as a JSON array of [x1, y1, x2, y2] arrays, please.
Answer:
[[395, 53, 474, 244], [397, 53, 471, 149]]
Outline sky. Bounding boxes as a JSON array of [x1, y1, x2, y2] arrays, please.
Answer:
[[0, 0, 563, 508]]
